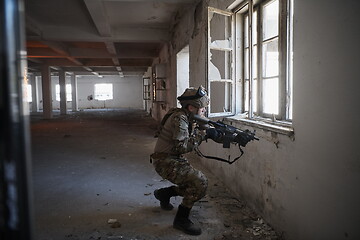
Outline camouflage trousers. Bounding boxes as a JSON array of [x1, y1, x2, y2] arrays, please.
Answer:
[[151, 153, 208, 208]]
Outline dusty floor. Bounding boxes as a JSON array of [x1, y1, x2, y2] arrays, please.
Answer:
[[30, 109, 282, 240]]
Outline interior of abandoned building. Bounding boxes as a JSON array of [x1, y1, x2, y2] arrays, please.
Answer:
[[1, 0, 360, 240]]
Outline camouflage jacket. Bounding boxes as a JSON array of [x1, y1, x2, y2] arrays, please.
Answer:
[[154, 108, 205, 155]]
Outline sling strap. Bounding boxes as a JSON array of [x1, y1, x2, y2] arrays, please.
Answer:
[[194, 145, 244, 165]]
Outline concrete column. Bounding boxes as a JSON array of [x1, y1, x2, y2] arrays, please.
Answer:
[[70, 73, 78, 112], [30, 74, 38, 112], [41, 65, 52, 119], [59, 70, 67, 115]]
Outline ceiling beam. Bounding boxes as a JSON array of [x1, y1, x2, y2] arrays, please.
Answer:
[[103, 0, 194, 3], [50, 66, 61, 71], [27, 48, 65, 58], [24, 17, 103, 76], [28, 47, 157, 59], [105, 42, 120, 66], [27, 58, 44, 64], [25, 15, 42, 37], [29, 58, 152, 67], [26, 26, 169, 42], [105, 42, 116, 55], [83, 0, 112, 37], [40, 41, 68, 56], [40, 41, 84, 66], [82, 66, 99, 76]]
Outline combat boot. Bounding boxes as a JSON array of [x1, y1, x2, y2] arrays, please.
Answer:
[[173, 204, 201, 235], [154, 186, 178, 210]]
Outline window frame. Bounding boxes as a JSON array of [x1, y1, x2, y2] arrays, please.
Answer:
[[246, 0, 292, 122], [239, 0, 288, 120], [208, 0, 293, 134], [207, 7, 236, 118]]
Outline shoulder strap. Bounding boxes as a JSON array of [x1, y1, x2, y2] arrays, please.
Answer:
[[154, 108, 182, 137]]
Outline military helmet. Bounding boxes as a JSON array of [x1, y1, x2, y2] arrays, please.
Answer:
[[177, 86, 210, 108]]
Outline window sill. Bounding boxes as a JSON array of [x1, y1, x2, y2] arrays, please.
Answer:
[[225, 115, 294, 137]]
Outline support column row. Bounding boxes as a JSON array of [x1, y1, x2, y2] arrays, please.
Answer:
[[37, 67, 78, 118]]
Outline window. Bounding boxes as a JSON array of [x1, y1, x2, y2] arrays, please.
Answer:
[[239, 0, 293, 121], [207, 7, 235, 117], [94, 83, 113, 100], [177, 45, 190, 107], [208, 0, 293, 124], [55, 84, 72, 101], [143, 77, 151, 100], [26, 84, 32, 102]]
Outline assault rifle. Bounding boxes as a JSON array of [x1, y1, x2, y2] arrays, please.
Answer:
[[191, 114, 259, 164]]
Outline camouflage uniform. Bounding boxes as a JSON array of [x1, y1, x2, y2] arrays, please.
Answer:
[[151, 107, 208, 208]]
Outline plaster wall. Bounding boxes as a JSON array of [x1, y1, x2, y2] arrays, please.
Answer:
[[31, 75, 143, 111], [150, 2, 203, 121], [176, 45, 190, 107], [151, 0, 360, 240]]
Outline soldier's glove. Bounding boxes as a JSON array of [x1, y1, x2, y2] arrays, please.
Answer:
[[234, 130, 253, 147], [206, 128, 224, 143]]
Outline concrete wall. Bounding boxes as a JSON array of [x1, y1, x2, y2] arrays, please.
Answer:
[[150, 0, 360, 240], [31, 75, 143, 111], [77, 75, 143, 109]]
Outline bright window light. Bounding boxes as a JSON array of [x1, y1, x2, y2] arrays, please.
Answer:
[[26, 84, 32, 102], [239, 0, 293, 121], [56, 84, 72, 101], [94, 83, 113, 100]]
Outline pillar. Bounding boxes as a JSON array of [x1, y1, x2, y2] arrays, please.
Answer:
[[41, 65, 52, 119], [29, 74, 38, 112], [59, 70, 67, 115], [70, 73, 78, 111]]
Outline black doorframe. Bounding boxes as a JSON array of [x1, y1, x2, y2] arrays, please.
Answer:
[[0, 0, 34, 239]]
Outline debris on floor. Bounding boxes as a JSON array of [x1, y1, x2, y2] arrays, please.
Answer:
[[32, 109, 282, 240], [108, 219, 121, 228]]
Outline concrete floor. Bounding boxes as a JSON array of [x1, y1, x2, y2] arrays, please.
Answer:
[[30, 109, 281, 240]]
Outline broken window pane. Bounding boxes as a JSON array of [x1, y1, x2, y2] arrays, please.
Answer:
[[209, 12, 231, 47], [208, 8, 234, 116], [210, 40, 231, 49], [210, 81, 232, 113], [209, 49, 232, 80]]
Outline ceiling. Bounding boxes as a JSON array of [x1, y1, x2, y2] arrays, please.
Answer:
[[25, 0, 196, 77]]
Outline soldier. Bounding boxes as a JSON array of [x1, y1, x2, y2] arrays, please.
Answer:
[[150, 86, 222, 235]]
